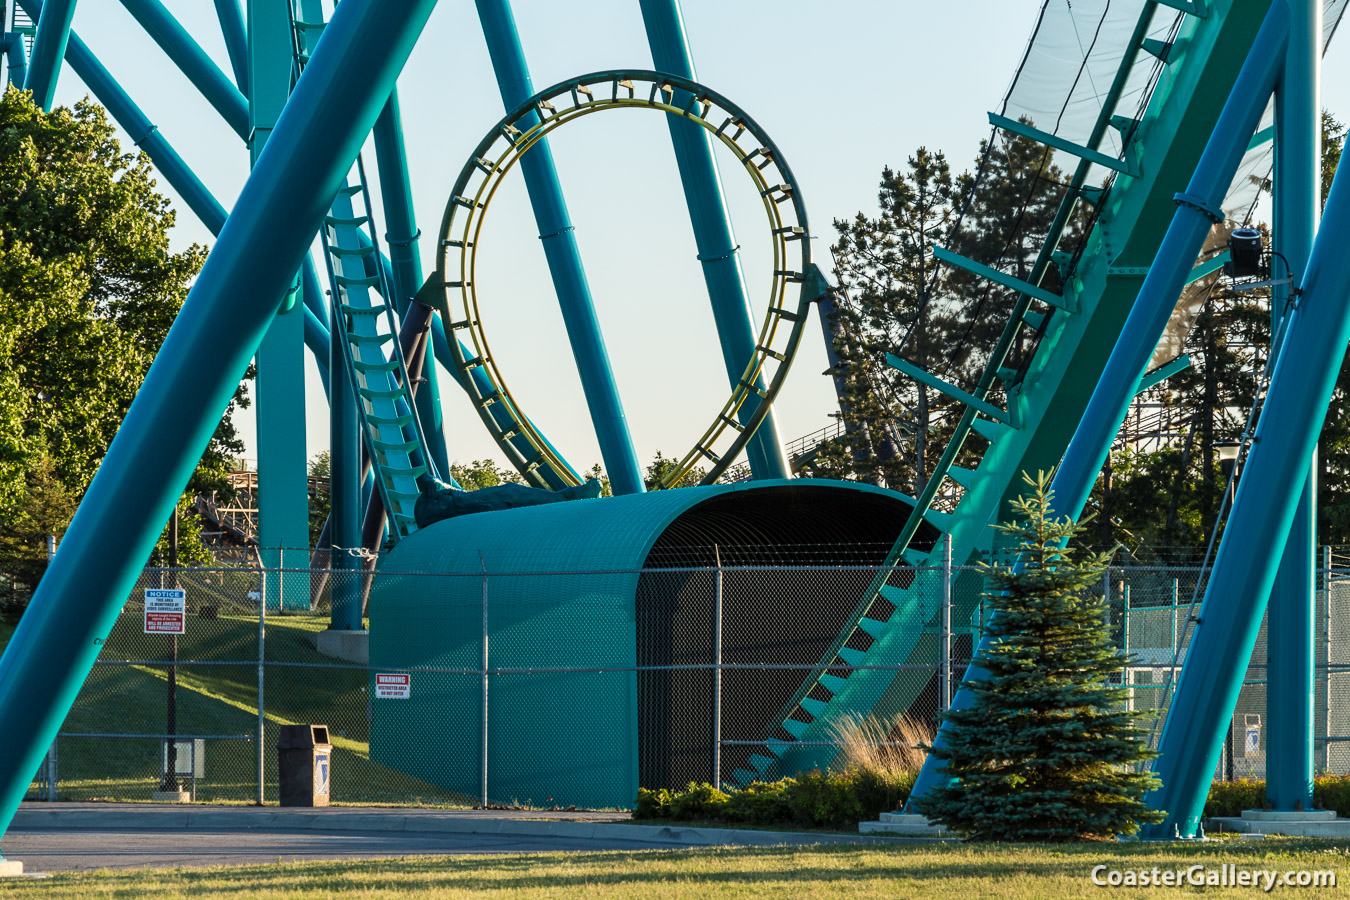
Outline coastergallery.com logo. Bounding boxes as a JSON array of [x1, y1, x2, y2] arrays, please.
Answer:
[[1091, 864, 1336, 890]]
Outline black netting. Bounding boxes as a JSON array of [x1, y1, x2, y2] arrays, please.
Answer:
[[891, 1, 1184, 403], [888, 0, 1346, 452]]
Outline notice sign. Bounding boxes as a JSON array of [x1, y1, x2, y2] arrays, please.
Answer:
[[144, 588, 186, 634], [375, 673, 411, 699]]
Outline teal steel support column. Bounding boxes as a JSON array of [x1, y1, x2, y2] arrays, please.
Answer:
[[637, 0, 790, 480], [475, 0, 644, 496], [119, 0, 249, 140], [249, 0, 310, 604], [2, 33, 26, 88], [329, 276, 362, 631], [372, 91, 450, 477], [0, 0, 436, 852], [213, 0, 248, 95], [1265, 0, 1320, 814], [1145, 102, 1350, 839], [907, 1, 1290, 816], [22, 0, 74, 109]]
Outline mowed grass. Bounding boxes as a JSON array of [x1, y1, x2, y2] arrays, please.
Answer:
[[2, 592, 471, 807], [3, 841, 1350, 899]]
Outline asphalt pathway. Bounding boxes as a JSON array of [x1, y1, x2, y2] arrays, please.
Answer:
[[3, 827, 673, 872]]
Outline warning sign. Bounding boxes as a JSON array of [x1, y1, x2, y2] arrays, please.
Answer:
[[375, 673, 411, 699], [144, 588, 186, 634]]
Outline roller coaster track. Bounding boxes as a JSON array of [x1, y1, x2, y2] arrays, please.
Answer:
[[747, 0, 1293, 782], [431, 71, 819, 490]]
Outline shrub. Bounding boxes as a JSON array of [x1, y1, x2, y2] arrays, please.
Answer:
[[1204, 779, 1265, 818], [667, 782, 729, 820], [722, 778, 794, 823], [635, 768, 913, 831], [1317, 776, 1350, 817], [783, 769, 865, 829], [634, 787, 671, 819]]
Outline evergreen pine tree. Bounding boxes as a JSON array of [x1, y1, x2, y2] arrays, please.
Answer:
[[914, 472, 1164, 841]]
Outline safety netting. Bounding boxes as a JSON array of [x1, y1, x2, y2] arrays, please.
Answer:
[[886, 0, 1348, 416]]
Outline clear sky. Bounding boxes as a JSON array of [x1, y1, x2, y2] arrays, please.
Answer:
[[35, 1, 1350, 478]]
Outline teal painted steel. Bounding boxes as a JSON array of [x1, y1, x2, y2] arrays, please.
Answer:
[[0, 0, 438, 849], [22, 0, 74, 109], [372, 92, 450, 478], [213, 0, 248, 95], [328, 193, 373, 630], [368, 479, 911, 807], [638, 0, 791, 482], [475, 0, 644, 496], [909, 0, 1290, 815], [320, 184, 427, 543], [1266, 0, 1320, 814], [119, 0, 248, 140], [1145, 74, 1350, 838], [250, 0, 312, 597], [2, 32, 26, 87]]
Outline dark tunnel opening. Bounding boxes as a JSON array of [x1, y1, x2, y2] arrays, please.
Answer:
[[635, 484, 940, 790]]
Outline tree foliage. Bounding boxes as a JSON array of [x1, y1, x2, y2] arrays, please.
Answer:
[[0, 87, 244, 604], [915, 473, 1163, 841], [822, 129, 1068, 496]]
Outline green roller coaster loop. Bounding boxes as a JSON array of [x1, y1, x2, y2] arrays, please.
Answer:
[[433, 70, 814, 490]]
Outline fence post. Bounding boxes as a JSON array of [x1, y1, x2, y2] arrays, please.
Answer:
[[480, 554, 489, 808], [45, 534, 57, 801], [257, 563, 266, 806], [713, 546, 723, 790], [45, 740, 56, 803], [1325, 544, 1333, 772], [940, 534, 952, 712]]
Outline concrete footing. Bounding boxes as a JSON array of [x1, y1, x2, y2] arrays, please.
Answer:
[[858, 812, 949, 837], [150, 790, 191, 803], [0, 860, 24, 877], [315, 629, 369, 665], [1209, 808, 1350, 837]]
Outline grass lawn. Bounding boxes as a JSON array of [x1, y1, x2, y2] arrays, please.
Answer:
[[2, 840, 1350, 898], [4, 591, 471, 807]]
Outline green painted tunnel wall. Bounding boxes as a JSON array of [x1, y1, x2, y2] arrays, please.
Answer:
[[367, 479, 924, 808]]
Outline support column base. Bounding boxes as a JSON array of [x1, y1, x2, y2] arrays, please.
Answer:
[[858, 812, 950, 837], [151, 790, 191, 803], [0, 860, 25, 877], [1209, 809, 1350, 837]]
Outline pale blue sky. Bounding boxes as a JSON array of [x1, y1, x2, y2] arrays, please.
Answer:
[[35, 2, 1350, 476]]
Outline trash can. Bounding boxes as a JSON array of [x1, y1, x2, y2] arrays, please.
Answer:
[[278, 724, 332, 807]]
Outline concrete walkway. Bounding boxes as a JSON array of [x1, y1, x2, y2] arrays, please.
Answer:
[[4, 803, 904, 873]]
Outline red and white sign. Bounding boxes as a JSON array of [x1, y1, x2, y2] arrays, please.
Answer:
[[144, 588, 186, 635], [375, 673, 411, 699]]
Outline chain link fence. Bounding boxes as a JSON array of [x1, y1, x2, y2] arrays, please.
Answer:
[[10, 548, 1350, 808]]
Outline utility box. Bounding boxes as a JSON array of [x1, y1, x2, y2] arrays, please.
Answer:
[[1233, 714, 1261, 758], [278, 724, 331, 807]]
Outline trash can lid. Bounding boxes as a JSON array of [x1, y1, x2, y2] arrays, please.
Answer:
[[278, 724, 330, 749]]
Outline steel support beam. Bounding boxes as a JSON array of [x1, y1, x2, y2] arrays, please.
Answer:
[[119, 0, 248, 140], [907, 0, 1290, 818], [213, 0, 248, 95], [1265, 0, 1321, 815], [22, 0, 74, 108], [2, 32, 27, 88], [475, 0, 644, 496], [249, 0, 311, 599], [0, 0, 437, 852], [1144, 95, 1350, 840], [637, 0, 790, 480], [372, 91, 449, 477]]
